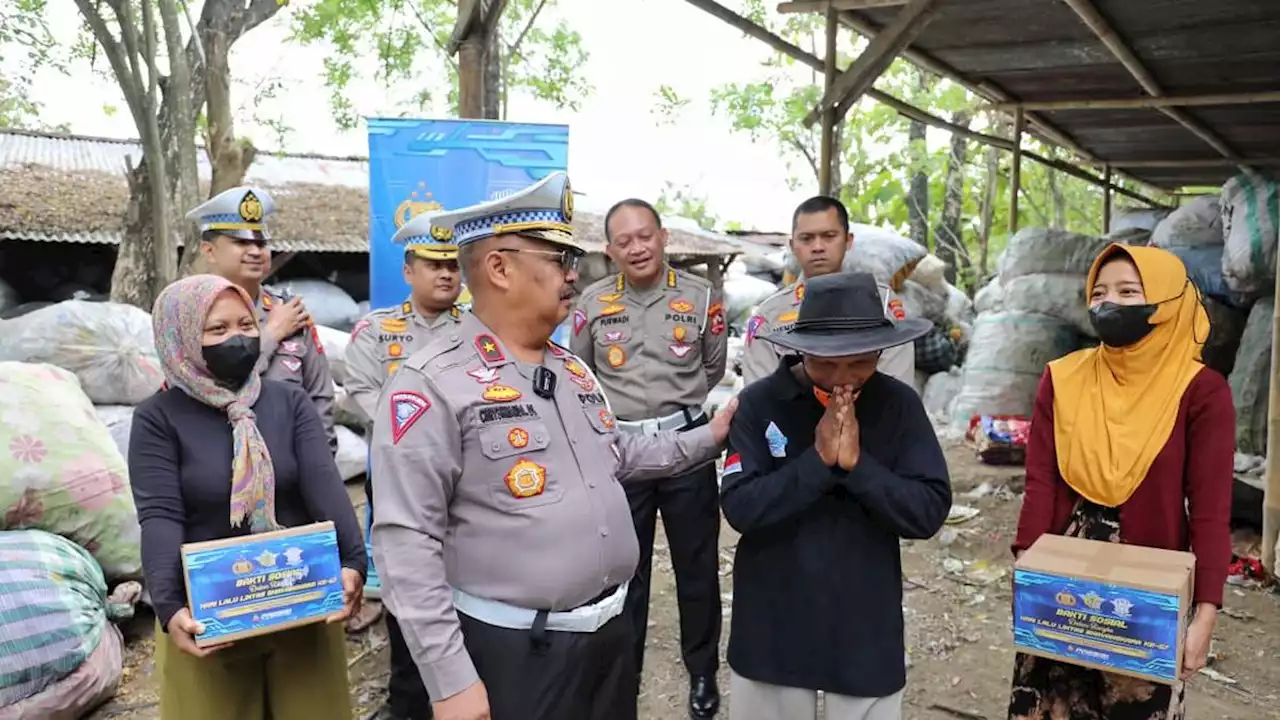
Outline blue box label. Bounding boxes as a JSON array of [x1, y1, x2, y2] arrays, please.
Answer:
[[183, 524, 344, 645], [1012, 569, 1181, 682]]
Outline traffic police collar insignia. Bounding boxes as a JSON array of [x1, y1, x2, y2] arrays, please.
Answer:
[[389, 391, 430, 445], [401, 301, 413, 314], [765, 422, 788, 458], [795, 283, 806, 302], [667, 269, 678, 288]]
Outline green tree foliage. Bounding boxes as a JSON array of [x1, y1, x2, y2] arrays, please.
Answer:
[[654, 182, 720, 231], [291, 0, 592, 129], [685, 3, 1152, 289], [0, 0, 69, 130]]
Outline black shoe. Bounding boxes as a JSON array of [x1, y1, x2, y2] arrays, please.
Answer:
[[689, 675, 720, 718]]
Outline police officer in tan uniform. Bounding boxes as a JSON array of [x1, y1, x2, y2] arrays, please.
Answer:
[[741, 196, 914, 389], [369, 172, 737, 720], [187, 186, 338, 453], [570, 199, 728, 718], [344, 212, 464, 719]]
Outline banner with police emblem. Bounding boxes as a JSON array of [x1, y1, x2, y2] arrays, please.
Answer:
[[366, 118, 570, 309]]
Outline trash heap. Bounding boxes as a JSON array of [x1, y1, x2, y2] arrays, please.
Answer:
[[929, 171, 1280, 458], [781, 223, 977, 393], [0, 359, 144, 715], [942, 227, 1114, 428]]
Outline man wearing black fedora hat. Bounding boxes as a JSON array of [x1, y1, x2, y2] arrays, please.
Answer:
[[719, 271, 952, 720]]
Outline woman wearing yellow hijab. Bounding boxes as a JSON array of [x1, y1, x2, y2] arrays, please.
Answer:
[[1007, 244, 1234, 720]]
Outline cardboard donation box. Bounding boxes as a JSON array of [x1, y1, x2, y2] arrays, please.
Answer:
[[1012, 534, 1195, 684], [182, 521, 345, 647]]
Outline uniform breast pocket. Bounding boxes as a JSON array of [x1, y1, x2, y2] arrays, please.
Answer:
[[582, 407, 621, 479], [663, 324, 701, 365], [479, 421, 565, 510]]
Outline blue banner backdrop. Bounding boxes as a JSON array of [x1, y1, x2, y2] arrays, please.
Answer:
[[366, 118, 570, 309]]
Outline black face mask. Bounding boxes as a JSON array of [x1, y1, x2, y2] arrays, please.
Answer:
[[1089, 302, 1157, 348], [202, 335, 261, 388]]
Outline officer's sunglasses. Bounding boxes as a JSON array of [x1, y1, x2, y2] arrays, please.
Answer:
[[496, 247, 582, 274]]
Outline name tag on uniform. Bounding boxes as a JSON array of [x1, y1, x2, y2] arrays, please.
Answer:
[[181, 522, 344, 647]]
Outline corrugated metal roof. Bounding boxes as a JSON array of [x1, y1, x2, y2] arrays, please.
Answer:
[[0, 129, 752, 257], [0, 128, 368, 188], [848, 0, 1280, 189]]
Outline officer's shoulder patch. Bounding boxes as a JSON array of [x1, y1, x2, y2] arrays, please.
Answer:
[[389, 391, 431, 444]]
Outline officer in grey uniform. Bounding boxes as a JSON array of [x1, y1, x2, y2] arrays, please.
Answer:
[[344, 212, 463, 720], [570, 198, 728, 718], [369, 172, 737, 720], [187, 186, 338, 453], [741, 196, 914, 389]]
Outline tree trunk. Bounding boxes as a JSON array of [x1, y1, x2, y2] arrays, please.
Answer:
[[482, 30, 501, 119], [937, 112, 971, 287], [977, 113, 1004, 286], [112, 159, 161, 309], [204, 31, 257, 197], [1048, 166, 1067, 229], [829, 123, 844, 199], [906, 68, 931, 249], [458, 38, 484, 118], [907, 116, 929, 249], [158, 0, 199, 277]]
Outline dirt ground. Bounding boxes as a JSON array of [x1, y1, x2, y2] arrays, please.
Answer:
[[91, 439, 1280, 720]]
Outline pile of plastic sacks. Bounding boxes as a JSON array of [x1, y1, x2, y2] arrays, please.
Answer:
[[0, 353, 144, 716], [0, 282, 377, 715], [780, 224, 976, 390], [925, 171, 1280, 461]]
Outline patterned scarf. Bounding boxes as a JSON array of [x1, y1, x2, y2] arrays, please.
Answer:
[[152, 274, 279, 533]]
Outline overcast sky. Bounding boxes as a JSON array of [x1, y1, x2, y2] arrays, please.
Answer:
[[28, 0, 833, 231]]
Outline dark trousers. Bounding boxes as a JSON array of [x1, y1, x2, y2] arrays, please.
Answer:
[[624, 460, 722, 678], [459, 611, 637, 720], [368, 469, 434, 719], [386, 613, 434, 719]]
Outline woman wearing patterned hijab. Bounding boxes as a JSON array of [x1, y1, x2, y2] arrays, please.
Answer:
[[128, 274, 365, 719]]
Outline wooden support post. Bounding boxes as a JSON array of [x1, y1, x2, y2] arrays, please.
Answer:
[[818, 3, 838, 195], [802, 0, 938, 127], [1264, 244, 1280, 580], [1103, 165, 1113, 232], [1009, 107, 1025, 234]]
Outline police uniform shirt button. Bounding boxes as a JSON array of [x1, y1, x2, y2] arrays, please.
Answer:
[[599, 526, 609, 537], [491, 442, 501, 452], [449, 334, 459, 342]]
